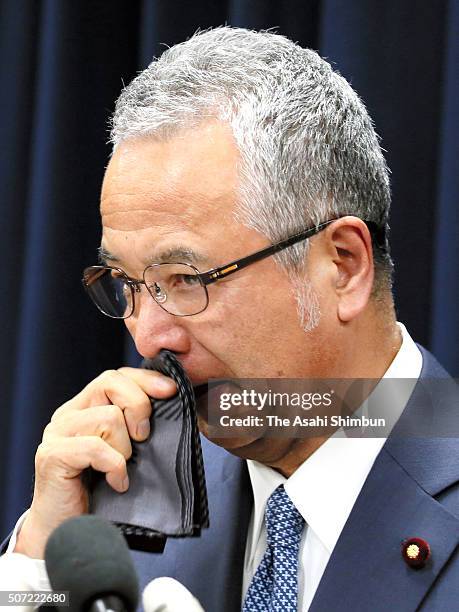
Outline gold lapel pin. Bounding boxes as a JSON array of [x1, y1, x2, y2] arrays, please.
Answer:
[[402, 537, 431, 569]]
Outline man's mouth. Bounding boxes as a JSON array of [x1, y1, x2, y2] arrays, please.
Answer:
[[193, 379, 240, 413]]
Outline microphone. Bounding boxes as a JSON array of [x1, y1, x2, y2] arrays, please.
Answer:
[[45, 515, 139, 612], [142, 577, 204, 612]]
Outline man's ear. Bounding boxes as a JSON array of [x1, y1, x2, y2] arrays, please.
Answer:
[[326, 216, 374, 322]]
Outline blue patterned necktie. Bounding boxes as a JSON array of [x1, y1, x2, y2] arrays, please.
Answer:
[[243, 484, 305, 612]]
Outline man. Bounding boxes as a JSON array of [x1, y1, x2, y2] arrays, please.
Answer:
[[1, 27, 458, 611]]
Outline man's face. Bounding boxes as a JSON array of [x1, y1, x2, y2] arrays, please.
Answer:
[[100, 120, 340, 457]]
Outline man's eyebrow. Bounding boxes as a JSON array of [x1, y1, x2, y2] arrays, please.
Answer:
[[98, 246, 119, 264], [97, 245, 210, 266], [147, 246, 209, 266]]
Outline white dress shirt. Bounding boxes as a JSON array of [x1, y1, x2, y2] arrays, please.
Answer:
[[0, 323, 422, 612], [242, 322, 423, 610]]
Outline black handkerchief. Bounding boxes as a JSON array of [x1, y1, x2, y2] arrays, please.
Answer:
[[87, 350, 209, 553]]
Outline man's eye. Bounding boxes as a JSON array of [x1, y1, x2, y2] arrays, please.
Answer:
[[171, 274, 200, 288]]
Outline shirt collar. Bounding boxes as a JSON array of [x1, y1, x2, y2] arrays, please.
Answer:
[[246, 322, 423, 556]]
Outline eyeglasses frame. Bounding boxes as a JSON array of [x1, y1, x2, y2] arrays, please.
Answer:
[[82, 218, 383, 318]]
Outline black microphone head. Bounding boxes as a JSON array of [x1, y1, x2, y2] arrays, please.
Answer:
[[45, 515, 139, 612]]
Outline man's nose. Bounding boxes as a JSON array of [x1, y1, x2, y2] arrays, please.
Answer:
[[125, 288, 191, 358]]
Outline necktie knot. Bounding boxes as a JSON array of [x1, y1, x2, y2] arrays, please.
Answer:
[[265, 484, 305, 549]]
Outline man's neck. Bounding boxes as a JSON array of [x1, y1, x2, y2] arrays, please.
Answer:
[[269, 317, 402, 477]]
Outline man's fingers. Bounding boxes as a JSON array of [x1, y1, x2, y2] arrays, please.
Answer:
[[117, 366, 177, 398], [44, 405, 133, 460], [36, 436, 129, 493], [52, 368, 175, 441]]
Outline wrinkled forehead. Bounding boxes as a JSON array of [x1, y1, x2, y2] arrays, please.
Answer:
[[100, 121, 240, 233]]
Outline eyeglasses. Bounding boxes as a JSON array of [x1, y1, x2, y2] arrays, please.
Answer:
[[82, 218, 382, 318]]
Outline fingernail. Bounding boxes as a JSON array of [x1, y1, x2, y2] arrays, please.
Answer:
[[122, 475, 129, 491], [136, 418, 151, 439], [155, 375, 176, 392]]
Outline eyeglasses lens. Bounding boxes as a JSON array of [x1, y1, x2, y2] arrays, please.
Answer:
[[83, 263, 208, 318], [144, 263, 208, 316], [83, 267, 133, 319]]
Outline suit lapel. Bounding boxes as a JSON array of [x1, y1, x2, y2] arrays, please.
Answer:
[[309, 447, 459, 611], [310, 349, 459, 611], [170, 437, 251, 612]]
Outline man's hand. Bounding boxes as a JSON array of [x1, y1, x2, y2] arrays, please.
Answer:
[[14, 367, 176, 559]]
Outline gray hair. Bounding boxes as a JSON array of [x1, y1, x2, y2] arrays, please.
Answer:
[[111, 27, 393, 328]]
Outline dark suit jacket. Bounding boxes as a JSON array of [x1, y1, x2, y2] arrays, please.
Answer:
[[2, 346, 459, 611]]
